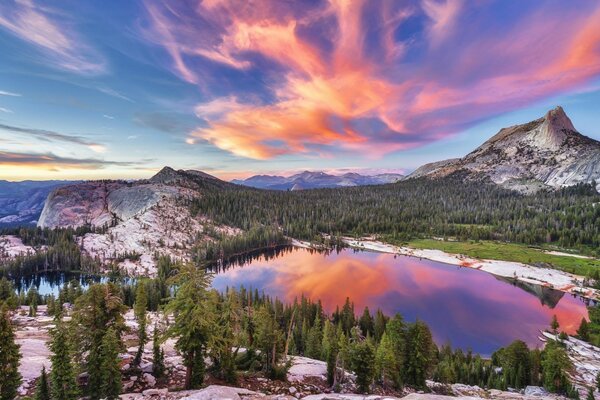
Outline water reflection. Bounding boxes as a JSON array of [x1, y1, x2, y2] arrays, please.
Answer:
[[212, 247, 589, 356]]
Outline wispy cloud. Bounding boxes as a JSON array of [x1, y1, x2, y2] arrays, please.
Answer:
[[0, 90, 21, 97], [0, 150, 143, 169], [96, 86, 134, 103], [141, 0, 600, 160], [133, 111, 192, 135], [0, 0, 106, 75], [0, 123, 106, 153], [0, 107, 13, 113], [103, 114, 115, 120]]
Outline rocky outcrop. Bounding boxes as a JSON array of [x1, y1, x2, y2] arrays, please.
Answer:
[[35, 168, 237, 275], [408, 107, 600, 192], [0, 180, 75, 227]]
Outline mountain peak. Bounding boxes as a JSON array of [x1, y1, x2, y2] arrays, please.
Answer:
[[543, 105, 575, 132], [533, 106, 577, 150], [149, 166, 180, 183]]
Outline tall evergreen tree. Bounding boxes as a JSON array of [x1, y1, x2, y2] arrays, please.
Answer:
[[405, 320, 435, 389], [70, 283, 126, 399], [100, 327, 122, 400], [577, 318, 590, 341], [542, 341, 573, 394], [0, 306, 21, 400], [134, 283, 148, 366], [350, 337, 376, 393], [551, 315, 560, 334], [49, 319, 78, 400], [375, 332, 400, 389], [34, 366, 51, 400], [165, 264, 215, 389], [359, 307, 374, 338], [152, 323, 166, 379]]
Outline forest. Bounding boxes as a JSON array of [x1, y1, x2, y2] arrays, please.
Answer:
[[190, 174, 600, 257], [0, 260, 589, 400]]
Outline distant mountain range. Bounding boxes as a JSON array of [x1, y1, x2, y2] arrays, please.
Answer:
[[231, 171, 405, 190], [408, 106, 600, 193], [0, 180, 76, 227]]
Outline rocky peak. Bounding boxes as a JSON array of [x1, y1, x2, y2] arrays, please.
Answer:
[[531, 106, 577, 150], [149, 166, 180, 184], [408, 106, 600, 192]]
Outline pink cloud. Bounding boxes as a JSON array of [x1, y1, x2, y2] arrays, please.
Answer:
[[0, 0, 106, 75], [142, 0, 600, 160]]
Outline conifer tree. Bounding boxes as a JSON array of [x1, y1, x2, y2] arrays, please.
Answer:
[[100, 327, 122, 400], [350, 337, 376, 393], [542, 341, 572, 393], [359, 307, 374, 338], [551, 315, 560, 334], [306, 313, 323, 359], [34, 366, 51, 400], [70, 283, 126, 398], [375, 332, 400, 389], [577, 318, 590, 341], [49, 319, 78, 400], [152, 323, 166, 379], [134, 283, 148, 366], [165, 264, 215, 389], [405, 320, 435, 389], [0, 306, 21, 400]]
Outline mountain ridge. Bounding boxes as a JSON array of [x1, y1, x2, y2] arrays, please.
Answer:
[[408, 106, 600, 192], [232, 170, 405, 190]]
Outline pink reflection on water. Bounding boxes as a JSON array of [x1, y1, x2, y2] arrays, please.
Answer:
[[212, 248, 589, 355]]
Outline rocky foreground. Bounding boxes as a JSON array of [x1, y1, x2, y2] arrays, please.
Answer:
[[12, 306, 600, 400]]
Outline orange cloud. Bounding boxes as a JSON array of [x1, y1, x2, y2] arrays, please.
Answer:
[[143, 0, 600, 160]]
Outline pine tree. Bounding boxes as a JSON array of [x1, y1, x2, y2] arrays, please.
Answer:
[[152, 323, 166, 379], [542, 341, 572, 394], [359, 307, 374, 338], [34, 366, 51, 400], [350, 338, 375, 393], [551, 315, 560, 334], [375, 332, 400, 389], [306, 313, 323, 359], [405, 320, 434, 389], [0, 306, 21, 400], [165, 264, 215, 389], [577, 318, 590, 341], [134, 283, 148, 366], [70, 283, 126, 399], [49, 319, 78, 400], [100, 327, 122, 399]]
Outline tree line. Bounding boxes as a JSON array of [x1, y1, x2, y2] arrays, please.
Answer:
[[0, 261, 584, 399], [191, 175, 600, 256]]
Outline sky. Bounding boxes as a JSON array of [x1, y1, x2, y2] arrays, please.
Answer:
[[1, 0, 600, 181]]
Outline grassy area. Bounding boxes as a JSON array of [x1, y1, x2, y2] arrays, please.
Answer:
[[388, 238, 600, 276]]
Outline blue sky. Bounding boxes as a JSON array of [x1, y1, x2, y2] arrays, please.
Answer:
[[1, 0, 600, 181]]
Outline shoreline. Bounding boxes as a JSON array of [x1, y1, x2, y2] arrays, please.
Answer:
[[295, 237, 599, 301]]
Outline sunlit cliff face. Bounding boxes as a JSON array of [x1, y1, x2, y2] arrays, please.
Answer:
[[213, 248, 588, 354]]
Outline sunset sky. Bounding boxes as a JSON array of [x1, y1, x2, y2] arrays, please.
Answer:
[[1, 0, 600, 181]]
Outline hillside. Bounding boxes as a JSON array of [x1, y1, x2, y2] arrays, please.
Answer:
[[33, 167, 241, 275], [407, 107, 600, 192]]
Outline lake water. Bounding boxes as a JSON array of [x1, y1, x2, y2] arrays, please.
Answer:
[[211, 247, 589, 356], [22, 247, 589, 356]]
